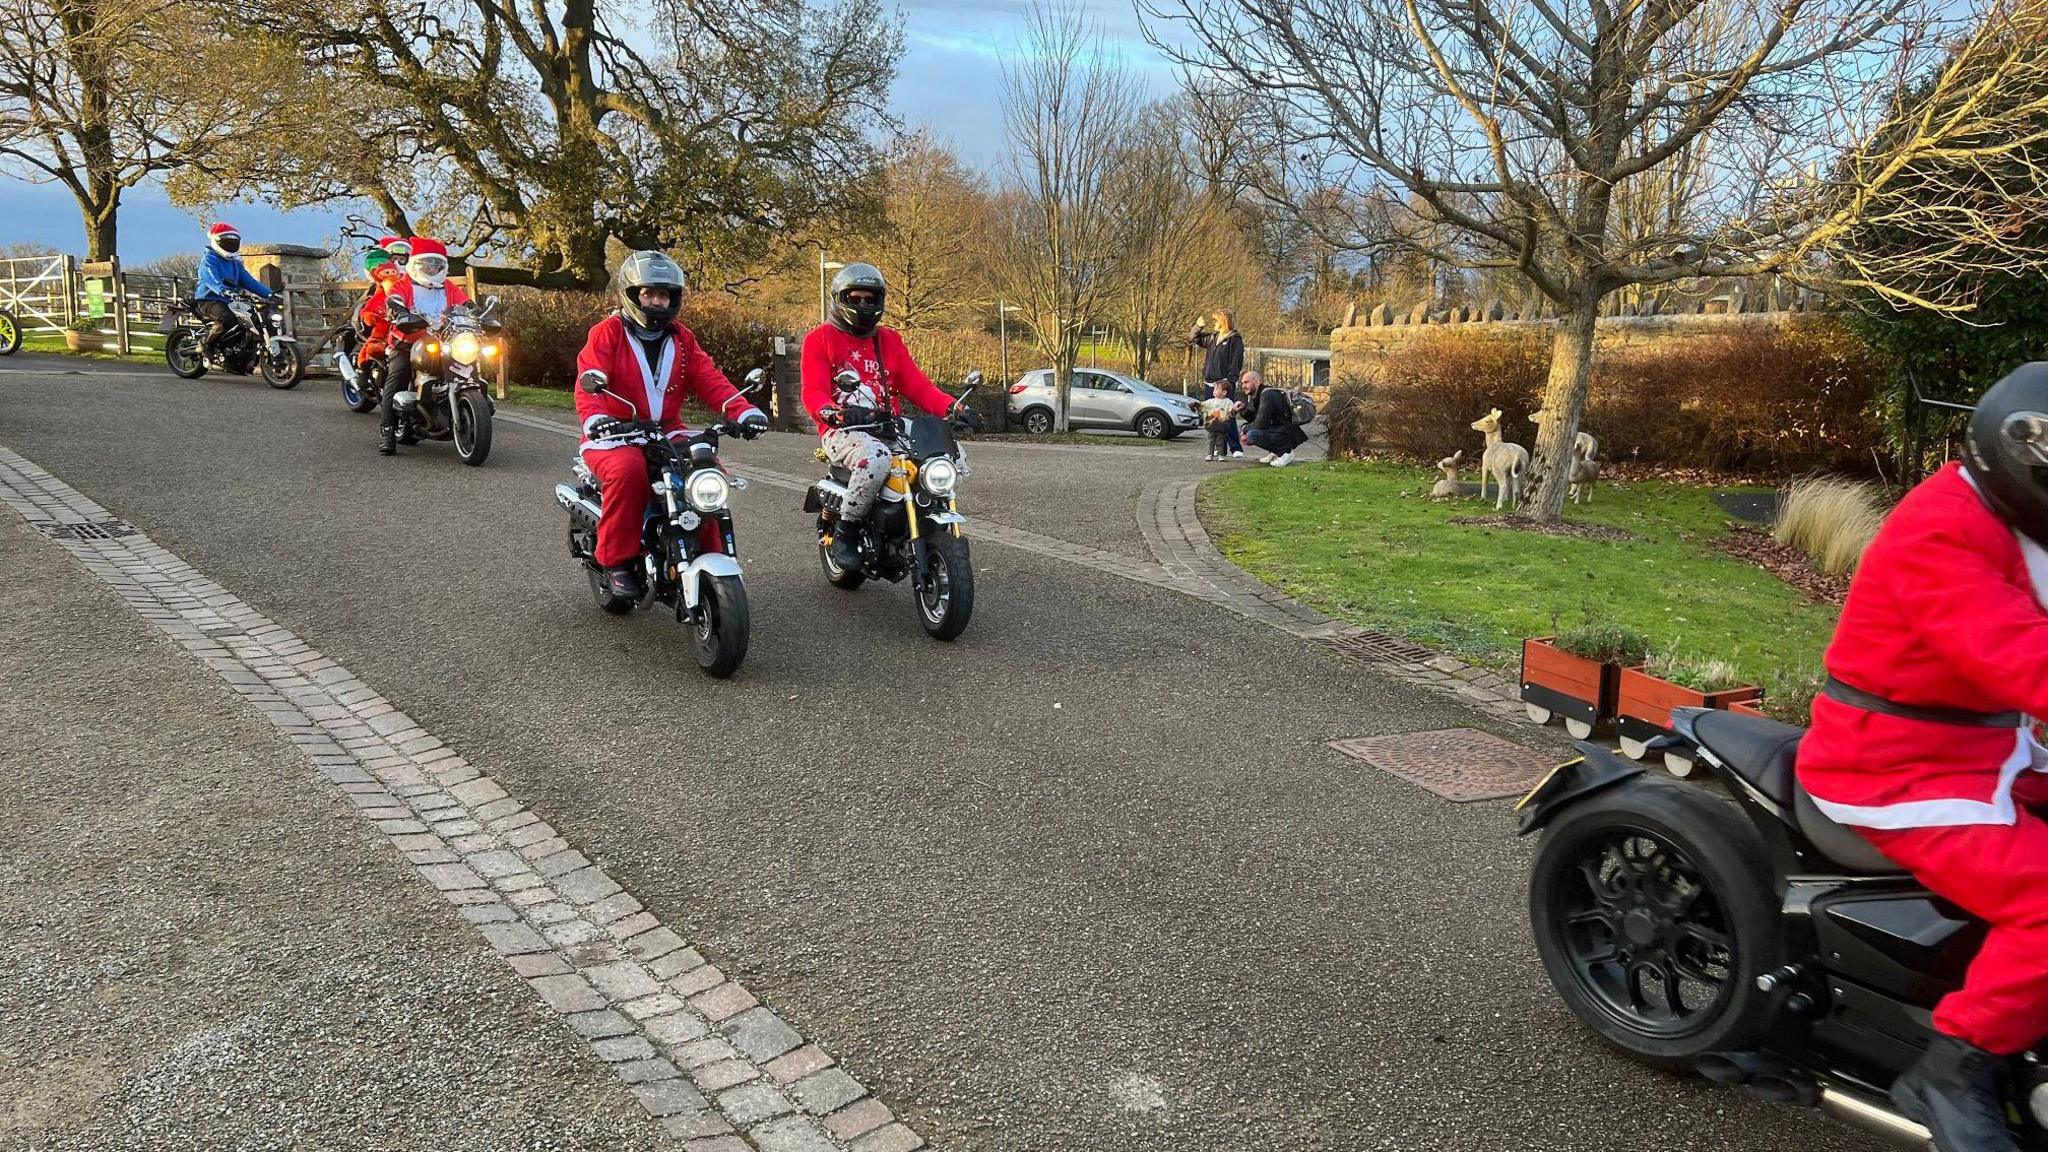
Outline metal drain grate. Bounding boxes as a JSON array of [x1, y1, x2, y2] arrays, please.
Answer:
[[1324, 629, 1440, 664], [36, 518, 139, 541], [1328, 727, 1554, 802]]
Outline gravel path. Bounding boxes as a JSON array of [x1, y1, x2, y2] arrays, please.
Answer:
[[0, 516, 678, 1152]]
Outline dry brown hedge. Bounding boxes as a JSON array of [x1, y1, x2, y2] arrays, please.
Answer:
[[1329, 316, 1885, 474]]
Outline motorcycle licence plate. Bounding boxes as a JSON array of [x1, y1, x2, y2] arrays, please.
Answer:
[[1514, 757, 1584, 812]]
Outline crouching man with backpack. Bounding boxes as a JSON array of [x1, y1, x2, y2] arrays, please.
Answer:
[[1240, 371, 1307, 467]]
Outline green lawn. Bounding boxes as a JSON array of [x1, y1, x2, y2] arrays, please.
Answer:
[[503, 384, 577, 411], [1200, 461, 1838, 687], [19, 330, 162, 365]]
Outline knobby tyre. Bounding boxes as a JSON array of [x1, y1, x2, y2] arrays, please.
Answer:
[[692, 573, 749, 678], [916, 530, 974, 641], [1527, 774, 1780, 1069]]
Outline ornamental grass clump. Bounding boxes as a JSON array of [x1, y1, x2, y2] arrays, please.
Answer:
[[1553, 622, 1651, 667], [1645, 649, 1750, 693], [1774, 476, 1884, 576], [1761, 666, 1825, 725]]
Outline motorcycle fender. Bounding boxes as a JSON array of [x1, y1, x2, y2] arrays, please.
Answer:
[[923, 512, 964, 527], [680, 553, 742, 611], [1514, 745, 1644, 837]]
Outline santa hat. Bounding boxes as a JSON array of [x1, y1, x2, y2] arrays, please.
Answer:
[[378, 235, 412, 257], [207, 222, 241, 257], [406, 236, 450, 287]]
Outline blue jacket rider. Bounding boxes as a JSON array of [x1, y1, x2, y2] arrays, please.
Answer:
[[192, 222, 272, 355]]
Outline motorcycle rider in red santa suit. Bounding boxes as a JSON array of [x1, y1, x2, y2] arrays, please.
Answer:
[[374, 236, 468, 455], [575, 251, 767, 601], [800, 262, 980, 571], [1796, 363, 2048, 1152]]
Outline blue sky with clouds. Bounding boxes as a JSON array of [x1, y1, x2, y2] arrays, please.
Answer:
[[1, 1, 1175, 264]]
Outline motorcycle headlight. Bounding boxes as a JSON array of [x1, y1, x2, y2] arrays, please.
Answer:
[[919, 456, 958, 496], [686, 468, 730, 512], [449, 331, 482, 365]]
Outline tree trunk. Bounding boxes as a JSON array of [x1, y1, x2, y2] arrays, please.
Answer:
[[1525, 299, 1600, 521], [1052, 358, 1073, 433], [83, 196, 118, 262]]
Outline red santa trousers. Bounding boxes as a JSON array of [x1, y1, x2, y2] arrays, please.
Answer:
[[583, 447, 650, 568]]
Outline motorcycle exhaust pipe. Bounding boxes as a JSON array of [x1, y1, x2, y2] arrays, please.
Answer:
[[1817, 1086, 1932, 1149], [554, 484, 600, 527]]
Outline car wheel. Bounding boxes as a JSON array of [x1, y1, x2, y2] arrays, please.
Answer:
[[1135, 410, 1170, 439], [1022, 407, 1054, 435]]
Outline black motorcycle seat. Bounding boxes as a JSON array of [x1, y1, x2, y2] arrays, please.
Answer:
[[1691, 710, 1802, 805], [1793, 787, 1908, 874], [1692, 710, 1907, 875]]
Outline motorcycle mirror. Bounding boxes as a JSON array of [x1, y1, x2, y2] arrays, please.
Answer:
[[963, 369, 983, 387], [833, 369, 861, 389], [578, 369, 609, 395], [743, 368, 766, 391]]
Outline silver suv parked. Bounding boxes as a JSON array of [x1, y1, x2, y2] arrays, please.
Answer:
[[1006, 369, 1202, 439]]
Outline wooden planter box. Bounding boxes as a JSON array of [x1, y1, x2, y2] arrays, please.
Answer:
[[1616, 666, 1763, 759], [1726, 700, 1769, 719], [64, 330, 85, 351], [1520, 638, 1621, 737]]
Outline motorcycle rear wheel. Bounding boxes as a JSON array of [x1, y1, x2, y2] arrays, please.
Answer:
[[819, 519, 867, 589], [454, 390, 493, 465], [1528, 775, 1780, 1070], [344, 361, 382, 414], [692, 573, 749, 679], [915, 530, 974, 641], [165, 331, 207, 379], [0, 307, 19, 355], [587, 565, 635, 615], [262, 342, 304, 389]]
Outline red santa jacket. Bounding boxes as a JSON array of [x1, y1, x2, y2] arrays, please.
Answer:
[[799, 323, 957, 433], [356, 264, 408, 357], [1795, 462, 2048, 828], [574, 313, 758, 451], [364, 276, 472, 346]]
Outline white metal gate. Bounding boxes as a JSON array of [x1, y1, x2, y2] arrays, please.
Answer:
[[0, 255, 71, 332]]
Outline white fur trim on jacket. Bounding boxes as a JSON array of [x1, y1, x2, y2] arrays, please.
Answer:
[[1807, 730, 2045, 828]]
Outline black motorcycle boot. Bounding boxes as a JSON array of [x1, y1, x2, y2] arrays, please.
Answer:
[[378, 422, 398, 455], [1891, 1034, 2019, 1152], [828, 518, 864, 572], [605, 564, 644, 601]]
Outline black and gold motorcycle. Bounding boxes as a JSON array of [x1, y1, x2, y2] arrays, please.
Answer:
[[804, 371, 981, 641]]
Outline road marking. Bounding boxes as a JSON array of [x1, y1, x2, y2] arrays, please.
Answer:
[[0, 444, 925, 1152]]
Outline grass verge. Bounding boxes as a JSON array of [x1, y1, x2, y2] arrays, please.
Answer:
[[19, 330, 162, 365], [502, 384, 577, 411], [1200, 461, 1839, 686]]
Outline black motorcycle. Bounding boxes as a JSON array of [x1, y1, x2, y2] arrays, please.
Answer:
[[1521, 707, 2048, 1148], [161, 290, 304, 388], [381, 297, 502, 465], [553, 368, 763, 678], [804, 371, 980, 641]]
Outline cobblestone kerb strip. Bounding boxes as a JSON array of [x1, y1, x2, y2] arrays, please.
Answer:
[[0, 445, 925, 1152], [1137, 478, 1530, 728]]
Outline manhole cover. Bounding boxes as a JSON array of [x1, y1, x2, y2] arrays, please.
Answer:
[[1325, 630, 1439, 664], [1328, 727, 1554, 802], [36, 519, 138, 541]]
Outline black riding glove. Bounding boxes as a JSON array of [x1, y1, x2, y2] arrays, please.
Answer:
[[736, 410, 769, 440], [951, 403, 985, 432]]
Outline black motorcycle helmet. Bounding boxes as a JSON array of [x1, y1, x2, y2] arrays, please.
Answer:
[[1964, 362, 2048, 546], [616, 250, 686, 337], [829, 262, 887, 337]]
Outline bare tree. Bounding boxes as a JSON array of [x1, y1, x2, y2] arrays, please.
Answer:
[[988, 1, 1139, 431], [0, 1, 295, 258], [1142, 0, 2016, 519], [851, 131, 986, 331], [1101, 103, 1210, 379]]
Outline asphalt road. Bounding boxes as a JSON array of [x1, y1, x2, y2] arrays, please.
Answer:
[[0, 356, 1881, 1151]]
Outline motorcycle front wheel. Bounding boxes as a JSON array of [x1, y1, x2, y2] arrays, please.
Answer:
[[915, 530, 974, 641], [165, 331, 207, 379], [262, 342, 304, 389], [1528, 775, 1780, 1070], [454, 390, 493, 465], [691, 573, 749, 678]]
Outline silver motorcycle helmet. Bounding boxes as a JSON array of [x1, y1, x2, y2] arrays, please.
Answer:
[[616, 251, 686, 338], [829, 262, 886, 337]]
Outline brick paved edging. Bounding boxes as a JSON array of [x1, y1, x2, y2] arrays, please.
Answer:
[[1137, 478, 1530, 727], [0, 445, 924, 1152]]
